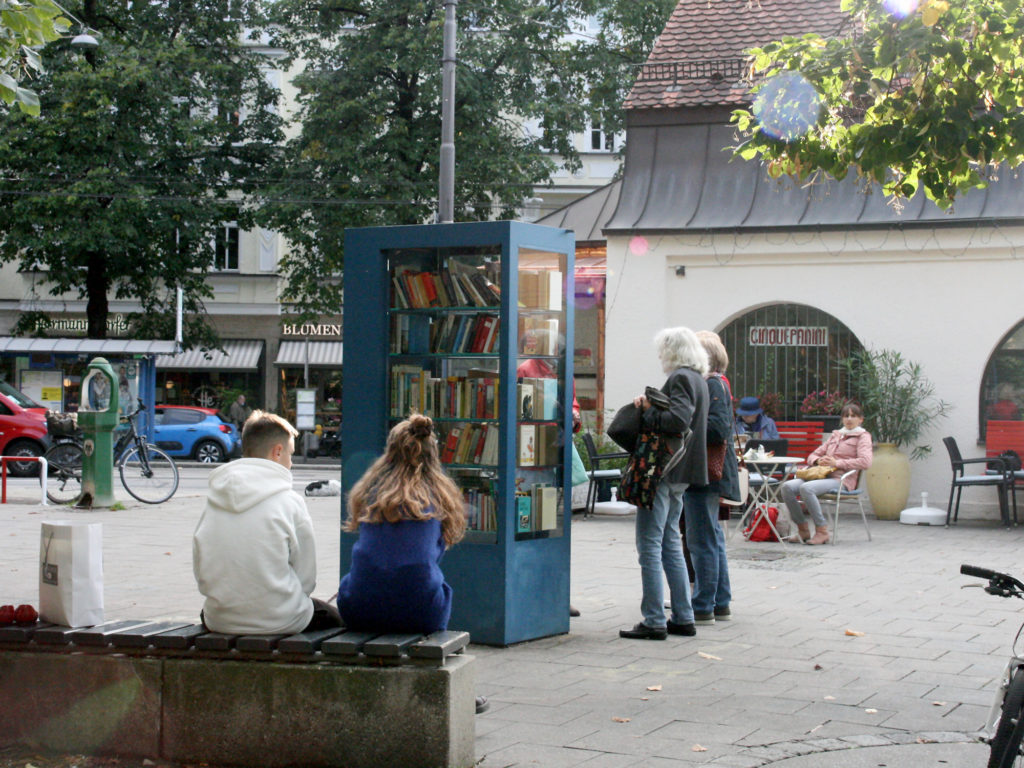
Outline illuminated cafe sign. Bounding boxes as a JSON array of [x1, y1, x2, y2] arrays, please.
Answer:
[[282, 322, 342, 338], [749, 326, 829, 347]]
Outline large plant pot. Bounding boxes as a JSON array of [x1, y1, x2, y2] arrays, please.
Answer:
[[866, 443, 911, 520]]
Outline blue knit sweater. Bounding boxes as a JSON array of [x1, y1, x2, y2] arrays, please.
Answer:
[[337, 514, 452, 634]]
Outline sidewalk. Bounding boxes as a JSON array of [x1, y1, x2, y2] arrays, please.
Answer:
[[0, 486, 1017, 766]]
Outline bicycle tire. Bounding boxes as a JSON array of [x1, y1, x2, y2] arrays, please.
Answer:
[[42, 442, 84, 505], [989, 667, 1024, 768], [119, 444, 179, 504]]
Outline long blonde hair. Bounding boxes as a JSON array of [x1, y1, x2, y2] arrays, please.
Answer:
[[345, 414, 467, 547]]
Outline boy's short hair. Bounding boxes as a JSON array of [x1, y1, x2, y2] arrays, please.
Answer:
[[242, 410, 298, 459]]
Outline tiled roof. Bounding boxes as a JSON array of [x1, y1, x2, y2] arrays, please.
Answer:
[[626, 0, 850, 110]]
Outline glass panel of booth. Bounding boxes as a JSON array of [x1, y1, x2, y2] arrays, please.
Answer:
[[514, 247, 567, 542]]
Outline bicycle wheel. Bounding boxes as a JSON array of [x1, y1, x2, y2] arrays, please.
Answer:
[[119, 444, 179, 504], [42, 442, 84, 505], [989, 667, 1024, 767]]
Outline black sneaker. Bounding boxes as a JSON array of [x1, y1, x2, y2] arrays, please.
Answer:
[[714, 606, 732, 621], [667, 621, 697, 636], [619, 622, 667, 640], [694, 612, 716, 625]]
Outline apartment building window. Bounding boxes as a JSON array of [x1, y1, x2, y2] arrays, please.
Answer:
[[590, 122, 617, 152], [214, 224, 240, 271]]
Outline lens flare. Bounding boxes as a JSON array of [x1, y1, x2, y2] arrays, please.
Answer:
[[883, 0, 919, 18], [752, 71, 824, 142], [628, 236, 649, 256]]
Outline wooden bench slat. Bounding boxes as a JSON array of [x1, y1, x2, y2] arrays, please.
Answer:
[[363, 633, 424, 658], [235, 634, 288, 653], [34, 624, 83, 644], [194, 632, 237, 651], [151, 624, 206, 649], [111, 621, 194, 648], [0, 621, 55, 643], [320, 631, 378, 656], [408, 630, 470, 660], [71, 620, 156, 646], [277, 627, 347, 654]]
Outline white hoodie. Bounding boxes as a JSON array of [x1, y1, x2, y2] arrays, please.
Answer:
[[193, 458, 316, 634]]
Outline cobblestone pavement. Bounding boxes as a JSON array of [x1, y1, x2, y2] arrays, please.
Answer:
[[0, 481, 1019, 766]]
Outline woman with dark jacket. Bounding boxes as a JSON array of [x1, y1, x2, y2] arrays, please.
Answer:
[[619, 327, 709, 641], [683, 331, 739, 625]]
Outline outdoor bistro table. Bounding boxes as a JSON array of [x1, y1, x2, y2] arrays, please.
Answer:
[[730, 456, 803, 544]]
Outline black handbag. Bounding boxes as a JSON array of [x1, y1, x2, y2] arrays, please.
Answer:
[[607, 387, 670, 453]]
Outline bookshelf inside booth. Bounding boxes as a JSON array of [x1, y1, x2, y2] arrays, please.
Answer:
[[341, 221, 575, 646]]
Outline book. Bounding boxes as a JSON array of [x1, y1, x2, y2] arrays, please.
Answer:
[[518, 424, 535, 466], [441, 426, 462, 464], [516, 494, 533, 534], [533, 485, 558, 530], [517, 382, 534, 421]]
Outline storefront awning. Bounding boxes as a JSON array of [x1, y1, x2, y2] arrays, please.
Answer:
[[274, 341, 344, 367], [154, 340, 263, 371], [0, 337, 178, 355]]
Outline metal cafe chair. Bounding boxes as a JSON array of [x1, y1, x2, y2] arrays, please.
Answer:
[[819, 469, 871, 544], [943, 436, 1016, 527], [581, 432, 629, 518]]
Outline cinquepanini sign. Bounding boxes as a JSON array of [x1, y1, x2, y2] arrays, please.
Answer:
[[748, 326, 828, 347]]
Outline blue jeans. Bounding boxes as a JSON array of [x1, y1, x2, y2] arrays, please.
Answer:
[[781, 478, 840, 527], [635, 480, 694, 628], [683, 485, 731, 615]]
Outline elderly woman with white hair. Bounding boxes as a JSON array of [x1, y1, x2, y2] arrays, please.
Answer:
[[619, 327, 709, 641]]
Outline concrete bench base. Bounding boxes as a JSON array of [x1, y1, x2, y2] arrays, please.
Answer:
[[0, 650, 475, 768]]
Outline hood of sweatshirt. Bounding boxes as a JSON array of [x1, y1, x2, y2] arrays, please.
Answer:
[[206, 458, 294, 513]]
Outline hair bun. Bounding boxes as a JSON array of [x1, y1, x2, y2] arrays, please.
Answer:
[[409, 414, 433, 439]]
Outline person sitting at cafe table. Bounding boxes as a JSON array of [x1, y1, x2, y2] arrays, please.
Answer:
[[734, 396, 780, 440]]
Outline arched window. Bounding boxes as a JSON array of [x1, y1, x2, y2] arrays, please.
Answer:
[[719, 303, 863, 422], [979, 322, 1024, 439]]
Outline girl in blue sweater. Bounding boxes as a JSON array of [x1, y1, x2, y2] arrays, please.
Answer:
[[337, 414, 467, 634]]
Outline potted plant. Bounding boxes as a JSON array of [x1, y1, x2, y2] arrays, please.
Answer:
[[799, 389, 849, 432], [838, 348, 951, 519]]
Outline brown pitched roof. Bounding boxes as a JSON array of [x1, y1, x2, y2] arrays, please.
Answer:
[[626, 0, 850, 111]]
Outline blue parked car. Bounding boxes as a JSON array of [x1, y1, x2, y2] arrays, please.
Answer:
[[153, 405, 241, 463]]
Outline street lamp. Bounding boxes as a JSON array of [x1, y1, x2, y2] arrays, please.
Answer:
[[70, 29, 99, 49]]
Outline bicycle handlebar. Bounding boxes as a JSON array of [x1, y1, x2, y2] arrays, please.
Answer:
[[962, 564, 1002, 580]]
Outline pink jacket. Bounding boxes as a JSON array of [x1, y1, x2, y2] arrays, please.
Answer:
[[806, 429, 873, 491]]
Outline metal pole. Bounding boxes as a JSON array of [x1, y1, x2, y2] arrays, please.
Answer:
[[438, 0, 458, 224]]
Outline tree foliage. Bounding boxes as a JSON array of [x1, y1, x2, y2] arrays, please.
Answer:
[[0, 0, 70, 114], [0, 0, 283, 344], [732, 0, 1024, 209], [260, 0, 675, 317]]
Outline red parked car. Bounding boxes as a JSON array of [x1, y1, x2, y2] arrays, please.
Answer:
[[0, 381, 48, 476]]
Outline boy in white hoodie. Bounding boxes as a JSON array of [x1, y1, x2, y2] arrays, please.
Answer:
[[193, 410, 340, 634]]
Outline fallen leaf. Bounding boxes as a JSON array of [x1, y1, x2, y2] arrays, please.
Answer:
[[692, 744, 708, 752], [646, 684, 662, 691], [865, 708, 878, 714], [640, 696, 649, 701], [768, 585, 778, 590], [824, 695, 836, 701], [164, 552, 172, 556], [814, 664, 824, 671], [612, 716, 631, 723], [932, 701, 947, 706], [698, 651, 722, 661], [845, 629, 865, 637], [917, 737, 935, 744]]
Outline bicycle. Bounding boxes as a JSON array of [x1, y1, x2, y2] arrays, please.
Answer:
[[962, 563, 1024, 767], [43, 399, 179, 505]]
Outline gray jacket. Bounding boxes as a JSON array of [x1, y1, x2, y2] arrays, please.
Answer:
[[641, 366, 709, 486]]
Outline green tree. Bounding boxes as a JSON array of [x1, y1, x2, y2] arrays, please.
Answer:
[[732, 0, 1024, 209], [0, 0, 70, 114], [0, 0, 283, 344], [260, 0, 675, 316]]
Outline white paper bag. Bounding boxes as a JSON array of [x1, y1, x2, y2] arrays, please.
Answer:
[[39, 521, 104, 627]]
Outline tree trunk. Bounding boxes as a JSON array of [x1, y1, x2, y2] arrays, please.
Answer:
[[85, 250, 109, 338]]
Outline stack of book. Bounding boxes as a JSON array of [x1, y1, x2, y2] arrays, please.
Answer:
[[441, 423, 500, 466], [390, 367, 499, 420], [392, 262, 500, 309]]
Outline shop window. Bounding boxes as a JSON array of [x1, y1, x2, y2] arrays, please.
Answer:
[[719, 303, 863, 422], [980, 321, 1024, 438], [214, 224, 240, 271]]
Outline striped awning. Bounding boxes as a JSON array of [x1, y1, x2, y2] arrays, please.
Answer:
[[0, 337, 178, 355], [154, 339, 263, 371], [274, 341, 344, 367]]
